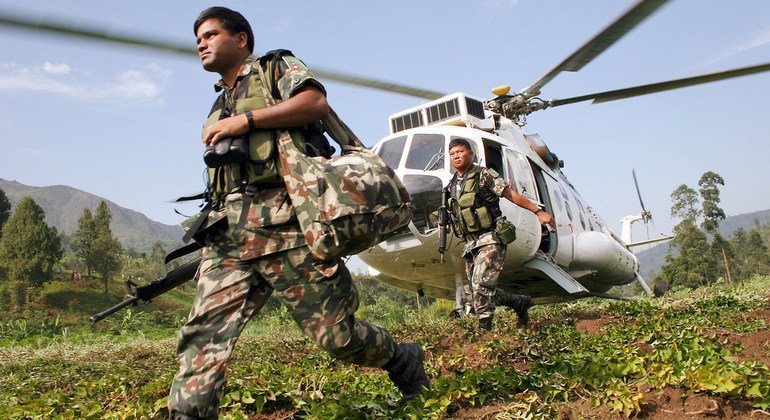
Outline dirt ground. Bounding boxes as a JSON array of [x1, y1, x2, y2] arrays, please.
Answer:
[[449, 307, 770, 419]]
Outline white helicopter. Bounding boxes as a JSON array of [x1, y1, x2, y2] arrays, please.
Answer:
[[354, 0, 769, 304], [2, 1, 768, 306]]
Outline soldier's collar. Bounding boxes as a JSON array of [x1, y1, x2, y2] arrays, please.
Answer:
[[460, 164, 480, 179], [214, 55, 258, 92]]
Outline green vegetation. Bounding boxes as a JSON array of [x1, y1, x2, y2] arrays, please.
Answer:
[[72, 201, 123, 292], [0, 197, 62, 287], [657, 171, 770, 288], [1, 275, 769, 418], [0, 187, 10, 234]]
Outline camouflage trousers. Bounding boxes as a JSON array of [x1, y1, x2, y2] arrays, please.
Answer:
[[462, 242, 506, 321], [168, 230, 396, 418]]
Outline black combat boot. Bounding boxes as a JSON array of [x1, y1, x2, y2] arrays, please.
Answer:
[[449, 308, 463, 320], [478, 315, 494, 331], [494, 289, 533, 327], [510, 295, 533, 327], [382, 343, 429, 402]]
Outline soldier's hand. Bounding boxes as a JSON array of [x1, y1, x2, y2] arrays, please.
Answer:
[[538, 211, 555, 229], [203, 115, 249, 147]]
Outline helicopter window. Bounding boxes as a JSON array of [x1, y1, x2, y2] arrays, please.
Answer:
[[405, 134, 444, 171], [376, 135, 407, 169], [504, 157, 518, 192], [575, 199, 588, 230], [578, 209, 587, 230], [482, 140, 504, 175], [564, 200, 574, 222], [559, 185, 573, 221], [504, 149, 536, 200], [401, 174, 444, 234]]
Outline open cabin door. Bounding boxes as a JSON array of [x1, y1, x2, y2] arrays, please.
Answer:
[[529, 163, 574, 266]]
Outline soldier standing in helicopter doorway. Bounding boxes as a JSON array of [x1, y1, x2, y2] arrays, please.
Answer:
[[168, 7, 428, 419], [444, 138, 554, 330]]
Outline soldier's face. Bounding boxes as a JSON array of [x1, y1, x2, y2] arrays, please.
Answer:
[[196, 18, 247, 74], [449, 145, 473, 173]]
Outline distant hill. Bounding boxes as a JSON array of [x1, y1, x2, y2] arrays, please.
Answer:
[[0, 179, 184, 251], [635, 209, 770, 279]]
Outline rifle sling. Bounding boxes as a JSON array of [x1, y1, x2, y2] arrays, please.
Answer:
[[164, 242, 203, 265]]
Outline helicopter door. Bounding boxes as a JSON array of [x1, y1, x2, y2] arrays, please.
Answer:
[[529, 163, 563, 257], [481, 140, 504, 175], [531, 165, 575, 266]]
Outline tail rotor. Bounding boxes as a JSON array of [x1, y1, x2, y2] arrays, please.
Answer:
[[633, 169, 652, 243]]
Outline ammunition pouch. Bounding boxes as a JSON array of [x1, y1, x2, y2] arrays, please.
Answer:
[[494, 217, 516, 245]]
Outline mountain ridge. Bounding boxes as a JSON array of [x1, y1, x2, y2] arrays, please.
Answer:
[[0, 178, 184, 251]]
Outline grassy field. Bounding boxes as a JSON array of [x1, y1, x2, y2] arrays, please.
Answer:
[[1, 276, 769, 418]]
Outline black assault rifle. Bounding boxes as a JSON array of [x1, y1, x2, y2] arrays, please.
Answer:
[[437, 189, 450, 264], [90, 244, 202, 323]]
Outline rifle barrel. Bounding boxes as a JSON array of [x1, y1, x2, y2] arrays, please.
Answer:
[[90, 297, 138, 323], [89, 257, 202, 323]]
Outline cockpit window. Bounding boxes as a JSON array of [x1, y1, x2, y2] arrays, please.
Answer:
[[405, 133, 444, 171], [376, 135, 407, 169], [402, 174, 444, 233]]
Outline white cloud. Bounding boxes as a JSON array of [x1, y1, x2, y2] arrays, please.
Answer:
[[0, 62, 173, 104], [42, 62, 71, 75]]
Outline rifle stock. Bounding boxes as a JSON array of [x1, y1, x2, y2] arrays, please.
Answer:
[[90, 257, 201, 323]]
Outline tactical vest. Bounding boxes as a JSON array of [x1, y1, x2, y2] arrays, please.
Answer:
[[203, 53, 300, 203], [448, 169, 502, 236]]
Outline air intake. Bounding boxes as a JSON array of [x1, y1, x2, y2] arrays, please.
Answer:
[[388, 93, 489, 134], [390, 110, 424, 133], [426, 98, 460, 124]]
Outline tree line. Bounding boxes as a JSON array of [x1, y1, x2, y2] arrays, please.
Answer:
[[0, 189, 178, 314], [655, 171, 770, 288]]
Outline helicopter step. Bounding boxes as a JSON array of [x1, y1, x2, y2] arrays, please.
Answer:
[[523, 251, 589, 304]]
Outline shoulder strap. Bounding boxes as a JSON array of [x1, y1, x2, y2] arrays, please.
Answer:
[[254, 53, 364, 152], [258, 49, 294, 101]]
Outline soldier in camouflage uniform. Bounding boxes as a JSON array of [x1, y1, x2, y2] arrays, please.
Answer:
[[168, 8, 428, 419], [446, 138, 553, 330]]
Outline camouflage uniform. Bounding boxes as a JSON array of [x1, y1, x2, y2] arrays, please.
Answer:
[[448, 164, 509, 325], [168, 54, 396, 419]]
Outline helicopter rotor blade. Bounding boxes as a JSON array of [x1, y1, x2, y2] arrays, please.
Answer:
[[519, 0, 669, 98], [632, 169, 651, 224], [0, 10, 445, 100], [549, 62, 770, 107]]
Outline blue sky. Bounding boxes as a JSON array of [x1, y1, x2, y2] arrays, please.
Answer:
[[1, 0, 769, 246]]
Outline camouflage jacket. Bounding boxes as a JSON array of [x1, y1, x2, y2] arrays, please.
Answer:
[[190, 53, 325, 259]]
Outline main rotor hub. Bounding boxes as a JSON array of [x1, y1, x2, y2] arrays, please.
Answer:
[[484, 93, 552, 125]]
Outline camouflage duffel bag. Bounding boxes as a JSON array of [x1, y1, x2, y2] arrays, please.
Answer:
[[276, 108, 412, 260]]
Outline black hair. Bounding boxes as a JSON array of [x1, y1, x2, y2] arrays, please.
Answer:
[[194, 7, 254, 53], [448, 137, 473, 153]]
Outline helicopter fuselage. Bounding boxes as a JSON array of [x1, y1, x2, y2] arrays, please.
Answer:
[[358, 93, 641, 304]]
